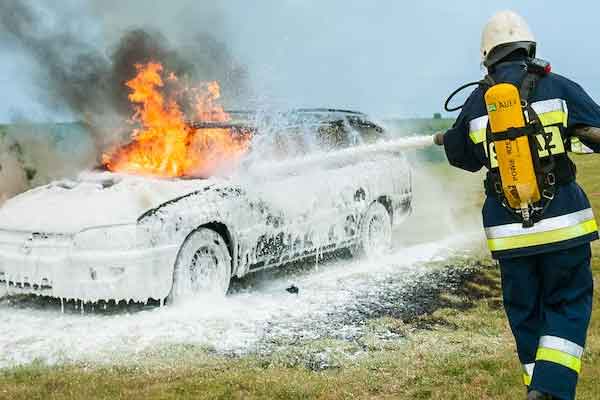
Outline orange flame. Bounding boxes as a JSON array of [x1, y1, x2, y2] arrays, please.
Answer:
[[195, 81, 230, 122], [102, 62, 251, 178]]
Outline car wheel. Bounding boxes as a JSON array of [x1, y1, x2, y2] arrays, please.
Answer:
[[169, 228, 232, 302], [353, 201, 392, 258]]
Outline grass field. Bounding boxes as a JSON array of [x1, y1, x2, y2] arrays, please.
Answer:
[[1, 155, 598, 400]]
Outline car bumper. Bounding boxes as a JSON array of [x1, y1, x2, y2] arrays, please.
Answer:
[[0, 244, 179, 302]]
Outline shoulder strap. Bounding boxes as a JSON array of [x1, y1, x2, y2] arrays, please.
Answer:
[[519, 71, 540, 102], [478, 75, 499, 172], [479, 75, 496, 92]]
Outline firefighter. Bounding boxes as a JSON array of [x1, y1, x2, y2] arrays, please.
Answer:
[[434, 10, 600, 400]]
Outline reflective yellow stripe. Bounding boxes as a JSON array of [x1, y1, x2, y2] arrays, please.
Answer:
[[488, 219, 598, 252], [522, 363, 535, 386], [468, 116, 488, 144], [536, 348, 582, 374], [531, 99, 567, 115], [468, 99, 568, 154], [538, 110, 567, 127], [522, 373, 532, 386], [487, 209, 595, 238], [469, 129, 486, 144], [571, 137, 594, 154], [539, 336, 584, 358]]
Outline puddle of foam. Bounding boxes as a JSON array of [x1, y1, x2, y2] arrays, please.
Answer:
[[0, 232, 480, 368]]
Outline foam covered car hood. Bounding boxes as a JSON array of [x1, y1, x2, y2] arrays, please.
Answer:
[[0, 171, 217, 233]]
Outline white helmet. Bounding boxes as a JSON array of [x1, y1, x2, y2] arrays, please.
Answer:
[[481, 11, 536, 67]]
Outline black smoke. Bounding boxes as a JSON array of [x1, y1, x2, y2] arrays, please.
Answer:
[[0, 0, 249, 200], [0, 1, 248, 122]]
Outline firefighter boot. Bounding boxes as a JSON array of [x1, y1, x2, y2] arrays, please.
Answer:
[[527, 390, 552, 400]]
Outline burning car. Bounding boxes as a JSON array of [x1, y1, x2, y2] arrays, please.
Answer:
[[0, 109, 412, 303], [0, 63, 413, 303]]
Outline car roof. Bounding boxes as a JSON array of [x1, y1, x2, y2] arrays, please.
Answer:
[[190, 108, 374, 130]]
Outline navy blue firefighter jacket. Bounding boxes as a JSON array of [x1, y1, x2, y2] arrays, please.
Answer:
[[443, 60, 599, 259]]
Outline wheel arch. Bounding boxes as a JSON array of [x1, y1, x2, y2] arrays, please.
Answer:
[[352, 197, 393, 258], [167, 222, 236, 303], [173, 221, 237, 278], [200, 221, 235, 261]]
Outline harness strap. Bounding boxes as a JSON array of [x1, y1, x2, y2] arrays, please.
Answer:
[[492, 124, 539, 141], [520, 71, 539, 101], [481, 68, 556, 225]]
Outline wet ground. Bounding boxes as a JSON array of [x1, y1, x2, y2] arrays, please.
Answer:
[[0, 232, 489, 369]]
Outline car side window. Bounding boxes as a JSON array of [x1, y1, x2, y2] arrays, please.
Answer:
[[347, 117, 386, 145], [262, 115, 387, 159], [317, 118, 387, 148], [317, 120, 352, 149], [270, 126, 317, 158]]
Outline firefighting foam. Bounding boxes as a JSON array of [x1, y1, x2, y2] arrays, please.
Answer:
[[0, 234, 480, 369], [101, 62, 252, 178]]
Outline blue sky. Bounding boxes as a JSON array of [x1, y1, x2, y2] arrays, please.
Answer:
[[1, 1, 598, 121]]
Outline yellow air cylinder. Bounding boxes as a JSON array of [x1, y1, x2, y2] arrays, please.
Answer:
[[484, 83, 540, 211]]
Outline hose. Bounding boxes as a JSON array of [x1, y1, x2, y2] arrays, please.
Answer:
[[444, 81, 481, 112]]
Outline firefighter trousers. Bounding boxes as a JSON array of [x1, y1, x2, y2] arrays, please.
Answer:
[[499, 243, 593, 400]]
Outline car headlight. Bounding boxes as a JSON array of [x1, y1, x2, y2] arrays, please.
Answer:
[[73, 224, 152, 251]]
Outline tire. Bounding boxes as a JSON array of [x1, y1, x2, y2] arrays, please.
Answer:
[[169, 228, 232, 302], [353, 201, 392, 258]]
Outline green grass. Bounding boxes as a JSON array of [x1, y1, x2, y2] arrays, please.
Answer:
[[0, 156, 599, 400]]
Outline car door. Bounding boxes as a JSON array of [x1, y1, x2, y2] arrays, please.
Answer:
[[243, 117, 408, 269], [244, 122, 355, 267], [344, 117, 412, 223], [257, 120, 371, 256]]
